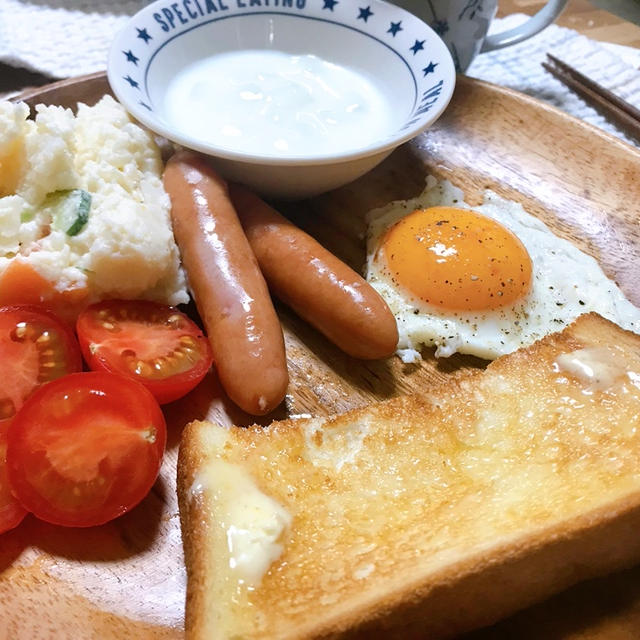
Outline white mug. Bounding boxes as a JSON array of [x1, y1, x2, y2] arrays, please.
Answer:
[[392, 0, 568, 71]]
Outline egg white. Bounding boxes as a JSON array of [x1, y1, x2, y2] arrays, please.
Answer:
[[365, 177, 640, 361]]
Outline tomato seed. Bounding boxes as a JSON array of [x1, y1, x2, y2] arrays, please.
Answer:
[[10, 323, 29, 341], [135, 360, 152, 376], [140, 427, 157, 443]]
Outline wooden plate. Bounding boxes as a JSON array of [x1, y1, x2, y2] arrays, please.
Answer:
[[2, 72, 640, 639]]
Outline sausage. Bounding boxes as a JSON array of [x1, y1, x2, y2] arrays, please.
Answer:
[[163, 152, 288, 415], [229, 184, 399, 360]]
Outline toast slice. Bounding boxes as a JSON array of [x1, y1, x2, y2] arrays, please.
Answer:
[[177, 313, 640, 639]]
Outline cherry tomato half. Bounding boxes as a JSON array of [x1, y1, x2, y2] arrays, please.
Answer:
[[7, 372, 166, 527], [0, 424, 27, 534], [0, 305, 83, 425], [76, 300, 213, 404]]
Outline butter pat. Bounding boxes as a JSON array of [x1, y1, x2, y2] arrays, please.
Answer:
[[555, 346, 626, 391], [192, 458, 291, 587]]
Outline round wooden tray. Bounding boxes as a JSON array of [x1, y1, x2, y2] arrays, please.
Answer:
[[2, 72, 640, 639]]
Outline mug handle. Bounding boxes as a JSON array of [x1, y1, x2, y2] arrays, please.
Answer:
[[481, 0, 568, 52]]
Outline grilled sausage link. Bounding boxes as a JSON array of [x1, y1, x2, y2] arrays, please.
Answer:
[[164, 153, 288, 415], [230, 184, 398, 359]]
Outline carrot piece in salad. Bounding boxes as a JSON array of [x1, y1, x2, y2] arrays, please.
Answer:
[[0, 260, 89, 321]]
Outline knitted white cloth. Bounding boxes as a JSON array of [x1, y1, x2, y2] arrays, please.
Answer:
[[0, 1, 144, 76], [468, 13, 640, 147], [1, 1, 639, 146]]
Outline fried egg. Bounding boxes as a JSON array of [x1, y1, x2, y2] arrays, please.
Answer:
[[365, 177, 640, 361]]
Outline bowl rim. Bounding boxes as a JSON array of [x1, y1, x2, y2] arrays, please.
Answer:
[[107, 0, 456, 167]]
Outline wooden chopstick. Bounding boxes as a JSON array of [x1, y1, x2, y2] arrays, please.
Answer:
[[542, 53, 640, 142]]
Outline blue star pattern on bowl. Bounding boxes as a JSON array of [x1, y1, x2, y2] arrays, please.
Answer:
[[410, 39, 425, 54], [357, 6, 373, 22], [423, 61, 438, 75], [387, 21, 402, 37], [136, 27, 153, 43], [123, 50, 139, 65]]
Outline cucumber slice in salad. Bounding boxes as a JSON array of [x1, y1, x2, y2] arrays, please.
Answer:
[[46, 189, 92, 236]]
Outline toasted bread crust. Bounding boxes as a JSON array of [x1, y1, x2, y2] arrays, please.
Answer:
[[178, 314, 640, 639], [177, 422, 215, 640]]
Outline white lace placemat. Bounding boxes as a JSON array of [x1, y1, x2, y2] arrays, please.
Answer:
[[1, 1, 638, 147]]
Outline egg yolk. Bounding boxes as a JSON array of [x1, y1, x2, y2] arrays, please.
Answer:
[[380, 206, 532, 311]]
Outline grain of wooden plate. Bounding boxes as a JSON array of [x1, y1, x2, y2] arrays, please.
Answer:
[[2, 72, 640, 640]]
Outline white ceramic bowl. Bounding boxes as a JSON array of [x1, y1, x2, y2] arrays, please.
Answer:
[[108, 0, 455, 198]]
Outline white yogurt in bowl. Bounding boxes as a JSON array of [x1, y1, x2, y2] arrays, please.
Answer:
[[108, 0, 455, 198], [163, 50, 396, 157]]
